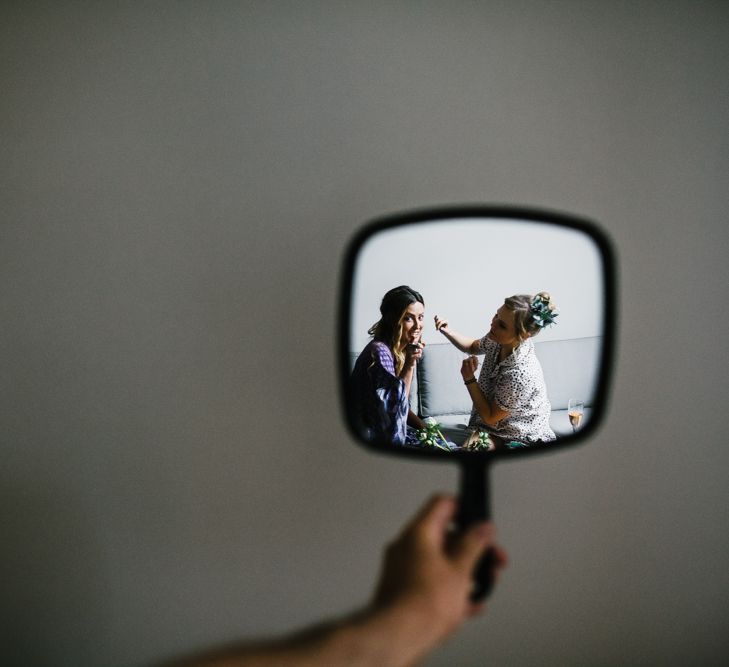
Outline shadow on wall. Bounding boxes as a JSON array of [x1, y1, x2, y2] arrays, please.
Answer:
[[0, 482, 111, 666]]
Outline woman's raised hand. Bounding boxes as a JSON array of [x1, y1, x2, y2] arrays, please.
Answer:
[[460, 355, 478, 381], [434, 315, 449, 333], [404, 341, 425, 367]]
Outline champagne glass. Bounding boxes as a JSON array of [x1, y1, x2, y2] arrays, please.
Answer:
[[568, 399, 584, 433]]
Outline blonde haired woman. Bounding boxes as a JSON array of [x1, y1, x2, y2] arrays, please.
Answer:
[[435, 292, 557, 448]]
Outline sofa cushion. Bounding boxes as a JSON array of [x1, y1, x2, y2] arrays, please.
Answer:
[[533, 336, 601, 409], [418, 343, 476, 417]]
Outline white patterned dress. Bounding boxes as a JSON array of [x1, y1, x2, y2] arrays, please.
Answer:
[[468, 335, 555, 444]]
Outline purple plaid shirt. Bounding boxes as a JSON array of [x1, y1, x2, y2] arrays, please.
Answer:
[[350, 341, 410, 445]]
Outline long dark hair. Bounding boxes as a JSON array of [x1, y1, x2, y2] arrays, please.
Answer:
[[368, 285, 424, 374]]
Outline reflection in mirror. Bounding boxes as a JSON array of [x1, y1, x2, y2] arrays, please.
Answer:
[[347, 218, 606, 454]]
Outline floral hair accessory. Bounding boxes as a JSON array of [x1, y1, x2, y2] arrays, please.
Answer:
[[530, 295, 558, 328]]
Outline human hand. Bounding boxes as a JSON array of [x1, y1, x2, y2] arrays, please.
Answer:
[[434, 315, 449, 333], [403, 341, 424, 367], [163, 495, 506, 667], [373, 495, 507, 648], [460, 355, 478, 381]]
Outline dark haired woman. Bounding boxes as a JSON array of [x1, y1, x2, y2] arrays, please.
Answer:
[[350, 285, 428, 446], [435, 292, 558, 448]]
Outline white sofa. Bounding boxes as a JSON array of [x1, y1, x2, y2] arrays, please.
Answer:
[[414, 337, 600, 443]]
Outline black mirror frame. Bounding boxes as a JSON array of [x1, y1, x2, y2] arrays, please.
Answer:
[[338, 205, 618, 462]]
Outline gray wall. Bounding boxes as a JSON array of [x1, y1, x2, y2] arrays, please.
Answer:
[[2, 3, 728, 666]]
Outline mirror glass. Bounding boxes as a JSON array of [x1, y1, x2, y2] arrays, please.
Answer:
[[342, 210, 614, 458]]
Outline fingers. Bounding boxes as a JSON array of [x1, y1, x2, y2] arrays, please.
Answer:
[[467, 601, 487, 617], [460, 356, 478, 376], [434, 315, 448, 332], [451, 521, 495, 575], [405, 342, 425, 362], [408, 349, 424, 364], [490, 543, 509, 573], [405, 497, 506, 568], [406, 493, 457, 546]]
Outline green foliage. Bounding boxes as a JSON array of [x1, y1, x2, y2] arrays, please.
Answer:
[[416, 417, 451, 451], [464, 429, 492, 451], [531, 295, 558, 328]]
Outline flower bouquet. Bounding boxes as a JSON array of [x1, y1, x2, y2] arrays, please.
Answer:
[[463, 428, 493, 452], [416, 417, 451, 451]]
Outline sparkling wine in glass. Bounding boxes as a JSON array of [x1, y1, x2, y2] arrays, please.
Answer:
[[568, 399, 584, 433]]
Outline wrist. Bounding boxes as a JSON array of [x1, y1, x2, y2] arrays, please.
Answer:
[[357, 599, 448, 667], [314, 604, 428, 667], [464, 377, 477, 385]]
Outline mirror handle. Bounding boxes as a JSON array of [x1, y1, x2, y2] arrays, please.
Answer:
[[457, 459, 495, 602]]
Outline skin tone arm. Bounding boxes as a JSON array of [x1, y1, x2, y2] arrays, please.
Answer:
[[400, 342, 426, 430], [435, 314, 510, 426], [407, 408, 426, 430], [433, 316, 480, 355], [460, 356, 509, 426], [398, 342, 421, 397], [163, 495, 507, 667]]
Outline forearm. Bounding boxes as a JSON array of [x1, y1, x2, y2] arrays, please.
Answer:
[[465, 382, 506, 426], [164, 496, 505, 667], [312, 602, 443, 667], [439, 329, 477, 354], [169, 602, 441, 667], [402, 363, 426, 428], [407, 409, 426, 430], [399, 362, 416, 397]]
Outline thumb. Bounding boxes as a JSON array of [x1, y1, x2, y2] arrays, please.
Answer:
[[451, 521, 494, 574]]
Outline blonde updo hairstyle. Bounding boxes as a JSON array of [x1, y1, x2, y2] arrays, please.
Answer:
[[504, 291, 558, 343]]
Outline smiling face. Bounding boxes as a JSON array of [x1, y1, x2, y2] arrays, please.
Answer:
[[487, 303, 522, 348], [398, 301, 425, 348]]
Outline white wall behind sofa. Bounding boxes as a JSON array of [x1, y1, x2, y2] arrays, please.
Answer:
[[2, 3, 728, 666], [350, 218, 603, 351]]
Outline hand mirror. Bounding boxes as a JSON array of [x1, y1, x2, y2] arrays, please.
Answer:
[[338, 206, 617, 599]]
